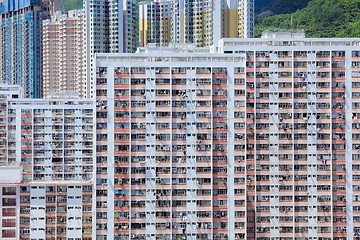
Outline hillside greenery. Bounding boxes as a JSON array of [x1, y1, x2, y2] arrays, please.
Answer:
[[258, 0, 311, 15], [255, 0, 278, 13], [60, 0, 82, 13], [256, 0, 360, 38]]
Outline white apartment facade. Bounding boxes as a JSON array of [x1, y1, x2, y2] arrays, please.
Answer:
[[0, 84, 96, 240], [3, 35, 360, 240], [94, 36, 360, 240]]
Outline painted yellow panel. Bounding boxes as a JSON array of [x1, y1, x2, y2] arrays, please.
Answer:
[[223, 9, 238, 38], [139, 18, 148, 47]]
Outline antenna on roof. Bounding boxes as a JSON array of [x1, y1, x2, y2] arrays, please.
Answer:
[[291, 15, 293, 38]]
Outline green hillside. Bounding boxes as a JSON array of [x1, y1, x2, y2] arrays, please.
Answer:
[[255, 0, 278, 13], [256, 0, 360, 38], [258, 0, 311, 15], [60, 0, 82, 13]]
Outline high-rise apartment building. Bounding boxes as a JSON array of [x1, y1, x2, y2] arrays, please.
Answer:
[[83, 0, 137, 99], [4, 35, 360, 240], [183, 0, 216, 47], [42, 10, 85, 98], [94, 36, 360, 240], [0, 83, 95, 239], [139, 0, 254, 48], [237, 0, 254, 38], [0, 0, 55, 98], [139, 0, 172, 47]]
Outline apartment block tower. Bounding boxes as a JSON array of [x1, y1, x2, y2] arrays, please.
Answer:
[[94, 36, 360, 240], [0, 0, 55, 98], [83, 0, 137, 99], [139, 0, 172, 47], [42, 10, 85, 98], [223, 0, 254, 39], [138, 0, 254, 48], [0, 83, 95, 239]]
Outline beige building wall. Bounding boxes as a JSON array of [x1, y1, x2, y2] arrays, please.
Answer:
[[139, 4, 147, 47], [222, 0, 239, 39], [42, 10, 84, 98]]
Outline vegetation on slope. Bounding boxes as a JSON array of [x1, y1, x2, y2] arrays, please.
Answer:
[[258, 0, 311, 15], [60, 0, 82, 13], [254, 0, 278, 13], [256, 0, 360, 38]]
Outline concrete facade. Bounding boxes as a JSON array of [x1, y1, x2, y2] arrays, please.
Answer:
[[94, 37, 360, 240], [3, 36, 360, 239], [0, 83, 95, 240]]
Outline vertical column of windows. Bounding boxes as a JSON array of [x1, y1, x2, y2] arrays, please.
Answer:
[[171, 67, 187, 239], [51, 109, 64, 181], [75, 110, 83, 181], [145, 68, 156, 240], [227, 66, 235, 239], [44, 109, 52, 181], [153, 67, 171, 239], [186, 68, 197, 240], [29, 186, 46, 239], [245, 51, 255, 238], [233, 64, 246, 239], [67, 186, 83, 239], [277, 51, 294, 238], [106, 66, 115, 239], [346, 50, 354, 239], [350, 50, 360, 238], [113, 67, 130, 238], [307, 51, 318, 237], [313, 50, 331, 239], [269, 51, 280, 238], [331, 51, 346, 238], [211, 67, 228, 239], [194, 66, 212, 240]]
